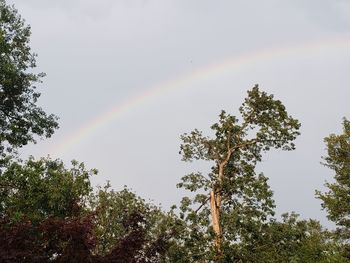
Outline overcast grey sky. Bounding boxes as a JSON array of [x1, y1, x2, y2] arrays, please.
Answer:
[[8, 0, 350, 226]]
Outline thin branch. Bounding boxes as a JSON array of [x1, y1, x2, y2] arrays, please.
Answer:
[[232, 138, 258, 151], [194, 196, 210, 213]]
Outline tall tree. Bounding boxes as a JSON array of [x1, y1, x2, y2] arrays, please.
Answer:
[[179, 86, 300, 261], [316, 118, 350, 259], [0, 0, 58, 157]]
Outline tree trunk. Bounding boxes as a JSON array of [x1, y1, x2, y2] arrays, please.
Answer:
[[210, 189, 222, 262], [209, 147, 232, 262]]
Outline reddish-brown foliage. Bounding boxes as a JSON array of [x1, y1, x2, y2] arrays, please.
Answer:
[[0, 211, 172, 263]]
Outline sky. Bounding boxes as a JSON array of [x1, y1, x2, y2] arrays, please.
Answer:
[[7, 0, 350, 227]]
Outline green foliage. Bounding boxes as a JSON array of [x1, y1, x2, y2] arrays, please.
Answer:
[[0, 157, 95, 224], [178, 86, 301, 261], [254, 213, 348, 263], [316, 118, 350, 260], [180, 86, 300, 163], [317, 118, 350, 237], [0, 159, 180, 261], [0, 0, 58, 157], [89, 184, 182, 260]]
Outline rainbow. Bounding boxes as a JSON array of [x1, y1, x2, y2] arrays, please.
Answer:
[[50, 35, 350, 156]]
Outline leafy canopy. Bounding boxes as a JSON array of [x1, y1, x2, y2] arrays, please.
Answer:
[[317, 118, 350, 260], [177, 86, 301, 261], [0, 0, 58, 157], [0, 157, 95, 224]]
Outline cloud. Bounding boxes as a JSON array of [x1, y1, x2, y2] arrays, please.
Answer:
[[288, 0, 350, 31], [8, 0, 117, 20]]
